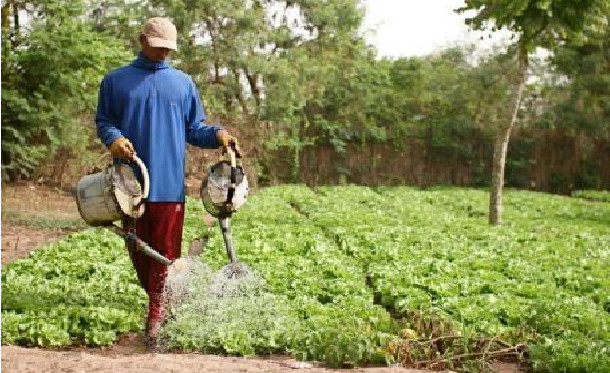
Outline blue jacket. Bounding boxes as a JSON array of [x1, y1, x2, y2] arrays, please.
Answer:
[[96, 53, 222, 202]]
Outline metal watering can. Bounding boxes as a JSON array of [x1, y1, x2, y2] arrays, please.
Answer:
[[200, 143, 250, 278], [76, 156, 148, 224], [75, 156, 173, 266]]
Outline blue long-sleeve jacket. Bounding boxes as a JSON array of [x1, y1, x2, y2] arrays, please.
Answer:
[[96, 53, 222, 202]]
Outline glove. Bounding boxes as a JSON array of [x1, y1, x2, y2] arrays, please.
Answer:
[[216, 129, 241, 157], [108, 137, 135, 160]]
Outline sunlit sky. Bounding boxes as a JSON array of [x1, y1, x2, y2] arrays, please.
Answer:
[[362, 0, 513, 58]]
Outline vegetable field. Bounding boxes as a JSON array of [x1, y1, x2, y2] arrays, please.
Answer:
[[2, 186, 609, 372]]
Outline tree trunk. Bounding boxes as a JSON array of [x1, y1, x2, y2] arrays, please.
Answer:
[[489, 124, 513, 225], [230, 64, 249, 115], [1, 2, 10, 29], [489, 47, 528, 225], [244, 69, 261, 115], [12, 0, 18, 37]]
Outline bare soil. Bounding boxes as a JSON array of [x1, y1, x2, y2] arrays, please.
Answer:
[[1, 184, 81, 264], [2, 183, 81, 219], [1, 223, 70, 264], [1, 184, 525, 373], [2, 345, 426, 373]]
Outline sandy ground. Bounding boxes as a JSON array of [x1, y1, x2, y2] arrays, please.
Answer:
[[1, 184, 81, 220], [1, 184, 524, 373], [1, 184, 81, 264], [2, 346, 427, 373], [1, 223, 71, 264]]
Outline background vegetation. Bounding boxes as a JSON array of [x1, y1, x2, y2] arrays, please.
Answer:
[[2, 0, 609, 195]]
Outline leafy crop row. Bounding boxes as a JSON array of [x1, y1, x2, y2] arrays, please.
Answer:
[[2, 231, 145, 346], [2, 186, 609, 371], [572, 190, 610, 203]]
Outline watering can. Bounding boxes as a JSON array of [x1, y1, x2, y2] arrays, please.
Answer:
[[75, 156, 173, 266], [200, 142, 250, 278]]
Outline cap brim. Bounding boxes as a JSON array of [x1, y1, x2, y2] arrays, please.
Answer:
[[146, 36, 178, 51]]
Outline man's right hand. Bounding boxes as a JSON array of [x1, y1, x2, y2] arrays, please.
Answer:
[[108, 137, 135, 160]]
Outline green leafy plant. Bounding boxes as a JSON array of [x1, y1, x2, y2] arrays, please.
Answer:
[[572, 190, 610, 203], [2, 186, 609, 371]]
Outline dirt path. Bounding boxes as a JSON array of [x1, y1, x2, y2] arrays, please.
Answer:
[[2, 346, 426, 373], [1, 184, 523, 373]]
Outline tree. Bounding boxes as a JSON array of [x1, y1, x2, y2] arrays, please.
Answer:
[[458, 0, 610, 225]]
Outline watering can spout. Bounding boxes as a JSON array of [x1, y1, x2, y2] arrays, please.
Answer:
[[109, 225, 174, 266], [219, 216, 237, 264]]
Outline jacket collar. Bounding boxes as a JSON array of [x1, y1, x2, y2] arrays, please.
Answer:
[[131, 52, 170, 70]]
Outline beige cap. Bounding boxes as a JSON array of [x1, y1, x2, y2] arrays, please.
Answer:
[[142, 17, 178, 51]]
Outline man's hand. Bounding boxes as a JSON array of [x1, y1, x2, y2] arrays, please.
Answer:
[[216, 129, 240, 156], [108, 137, 135, 160]]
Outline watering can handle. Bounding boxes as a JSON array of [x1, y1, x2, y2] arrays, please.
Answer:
[[228, 145, 237, 168], [131, 155, 150, 199], [226, 145, 237, 204]]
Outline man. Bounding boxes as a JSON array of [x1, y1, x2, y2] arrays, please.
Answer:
[[95, 17, 236, 346]]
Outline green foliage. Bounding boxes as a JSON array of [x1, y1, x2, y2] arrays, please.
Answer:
[[572, 189, 610, 203], [1, 230, 146, 346], [459, 0, 610, 52], [550, 15, 610, 137], [3, 187, 609, 371], [1, 0, 133, 181]]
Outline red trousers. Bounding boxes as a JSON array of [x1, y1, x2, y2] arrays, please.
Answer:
[[124, 202, 184, 333]]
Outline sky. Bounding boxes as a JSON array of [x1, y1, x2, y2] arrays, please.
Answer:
[[362, 0, 513, 58]]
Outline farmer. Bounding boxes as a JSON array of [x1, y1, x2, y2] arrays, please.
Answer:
[[95, 17, 236, 346]]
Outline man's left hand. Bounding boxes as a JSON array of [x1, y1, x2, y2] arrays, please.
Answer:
[[216, 129, 240, 155]]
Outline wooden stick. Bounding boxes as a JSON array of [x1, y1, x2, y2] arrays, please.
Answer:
[[412, 344, 526, 368]]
